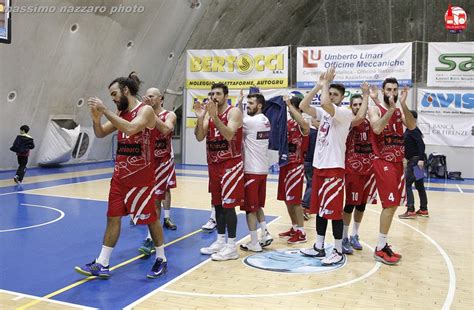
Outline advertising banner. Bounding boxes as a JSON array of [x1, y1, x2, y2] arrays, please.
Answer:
[[186, 46, 289, 89], [427, 42, 474, 87], [296, 43, 412, 88], [417, 88, 473, 147]]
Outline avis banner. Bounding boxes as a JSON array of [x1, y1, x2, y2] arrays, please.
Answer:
[[296, 43, 412, 88], [427, 42, 474, 87], [417, 88, 474, 147], [186, 46, 289, 89]]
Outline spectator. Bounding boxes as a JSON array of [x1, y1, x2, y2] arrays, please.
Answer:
[[10, 125, 35, 184], [399, 110, 429, 218]]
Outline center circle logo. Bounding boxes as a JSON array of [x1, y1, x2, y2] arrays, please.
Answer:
[[243, 246, 346, 274], [236, 54, 254, 74]]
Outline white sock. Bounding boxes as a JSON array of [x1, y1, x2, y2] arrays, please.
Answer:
[[155, 245, 166, 262], [352, 222, 361, 236], [292, 224, 297, 231], [377, 233, 387, 251], [164, 209, 170, 219], [210, 207, 216, 220], [343, 225, 349, 239], [250, 230, 258, 244], [259, 221, 267, 233], [217, 234, 226, 243], [228, 237, 236, 246], [316, 235, 325, 249], [334, 239, 343, 253], [146, 231, 151, 240], [297, 226, 305, 234], [97, 245, 114, 266]]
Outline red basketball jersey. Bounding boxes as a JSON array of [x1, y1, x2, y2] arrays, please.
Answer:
[[154, 110, 173, 159], [287, 119, 308, 165], [345, 119, 375, 175], [370, 103, 404, 163], [114, 103, 155, 186], [206, 105, 243, 164]]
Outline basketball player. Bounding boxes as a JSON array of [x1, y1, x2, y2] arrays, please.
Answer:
[[299, 67, 367, 266], [138, 87, 178, 257], [277, 95, 309, 244], [368, 78, 416, 265], [75, 73, 167, 279], [194, 82, 244, 261], [341, 86, 376, 254], [201, 92, 218, 233], [238, 91, 273, 252]]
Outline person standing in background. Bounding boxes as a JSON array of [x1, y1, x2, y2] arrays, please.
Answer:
[[399, 110, 429, 219], [10, 125, 35, 184]]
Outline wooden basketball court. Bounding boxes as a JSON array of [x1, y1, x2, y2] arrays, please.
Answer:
[[0, 162, 472, 309]]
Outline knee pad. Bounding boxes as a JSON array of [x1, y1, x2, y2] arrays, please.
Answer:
[[344, 204, 355, 214], [355, 204, 366, 212]]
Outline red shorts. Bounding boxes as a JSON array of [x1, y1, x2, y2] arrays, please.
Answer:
[[241, 174, 267, 212], [345, 172, 377, 205], [277, 163, 304, 205], [208, 158, 244, 208], [108, 177, 158, 225], [154, 156, 177, 200], [309, 168, 345, 220], [372, 159, 405, 208]]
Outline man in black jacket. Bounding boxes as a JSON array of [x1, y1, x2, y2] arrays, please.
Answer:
[[399, 111, 429, 219], [10, 125, 35, 184]]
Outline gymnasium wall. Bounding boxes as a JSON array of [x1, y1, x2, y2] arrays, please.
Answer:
[[1, 0, 473, 176]]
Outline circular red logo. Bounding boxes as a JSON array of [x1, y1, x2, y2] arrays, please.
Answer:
[[444, 5, 468, 33]]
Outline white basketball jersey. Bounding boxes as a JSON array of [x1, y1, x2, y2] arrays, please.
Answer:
[[243, 113, 271, 174]]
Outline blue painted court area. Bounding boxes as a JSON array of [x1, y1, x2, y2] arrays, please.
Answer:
[[0, 193, 273, 309], [0, 160, 114, 180]]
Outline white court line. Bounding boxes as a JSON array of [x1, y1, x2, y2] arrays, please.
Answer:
[[0, 203, 65, 233], [123, 255, 213, 309], [0, 289, 96, 309], [455, 184, 464, 193], [366, 208, 456, 310], [124, 216, 278, 309], [160, 241, 380, 298], [0, 190, 21, 196], [123, 216, 381, 306], [161, 260, 380, 298]]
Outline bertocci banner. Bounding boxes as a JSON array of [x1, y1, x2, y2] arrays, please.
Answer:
[[417, 88, 474, 147], [296, 43, 412, 88], [427, 42, 474, 87], [186, 46, 288, 89]]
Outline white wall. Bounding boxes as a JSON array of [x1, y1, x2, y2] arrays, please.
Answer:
[[0, 0, 209, 169], [183, 127, 207, 165], [172, 137, 181, 158]]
